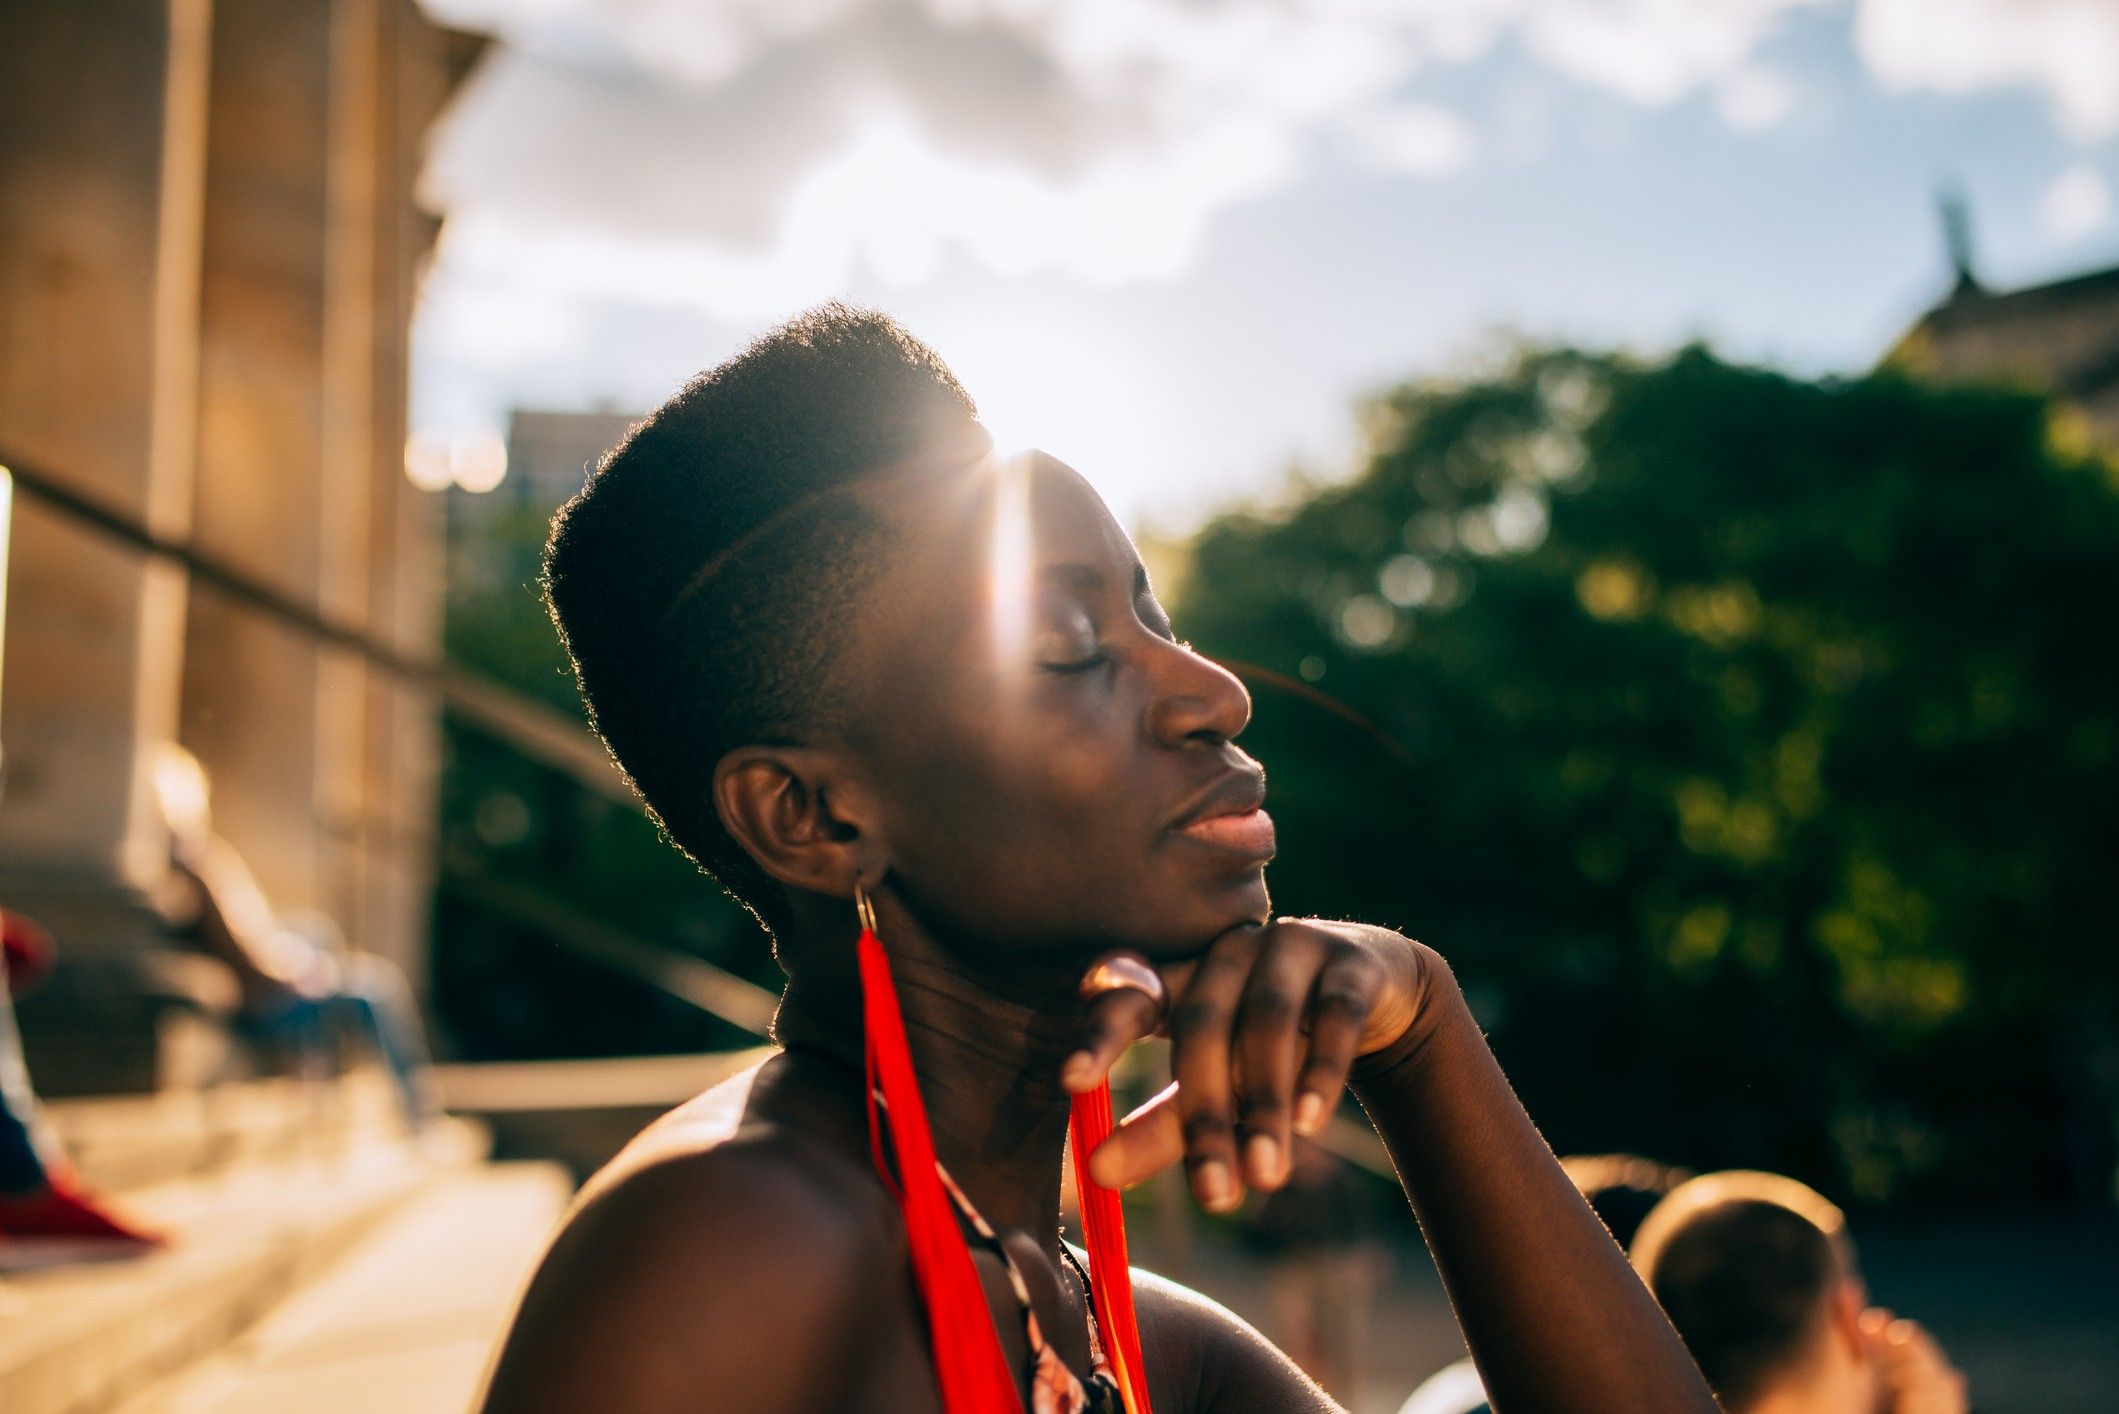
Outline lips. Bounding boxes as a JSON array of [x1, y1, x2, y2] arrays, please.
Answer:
[[1176, 807, 1277, 857], [1169, 769, 1276, 861]]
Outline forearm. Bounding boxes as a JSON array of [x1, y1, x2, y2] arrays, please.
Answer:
[[1350, 963, 1716, 1414]]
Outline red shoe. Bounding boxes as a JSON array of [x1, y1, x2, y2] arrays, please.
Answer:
[[0, 1171, 164, 1271], [1, 906, 55, 994]]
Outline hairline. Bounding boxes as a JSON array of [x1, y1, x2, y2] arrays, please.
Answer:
[[658, 433, 997, 628]]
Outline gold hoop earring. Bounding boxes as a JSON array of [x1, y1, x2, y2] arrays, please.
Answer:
[[854, 882, 879, 935]]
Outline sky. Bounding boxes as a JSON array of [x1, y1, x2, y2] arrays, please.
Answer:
[[409, 0, 2119, 532]]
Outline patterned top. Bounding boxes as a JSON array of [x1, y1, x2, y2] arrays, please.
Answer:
[[932, 1160, 1126, 1414]]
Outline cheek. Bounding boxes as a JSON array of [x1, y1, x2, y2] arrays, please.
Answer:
[[1036, 733, 1123, 821], [881, 708, 1143, 923], [918, 717, 1130, 860]]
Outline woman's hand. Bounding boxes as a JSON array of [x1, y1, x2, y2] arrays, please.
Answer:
[[1061, 919, 1439, 1212]]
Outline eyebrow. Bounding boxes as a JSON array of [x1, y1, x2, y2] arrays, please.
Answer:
[[1039, 561, 1152, 598]]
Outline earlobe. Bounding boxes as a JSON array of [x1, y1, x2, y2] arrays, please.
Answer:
[[712, 746, 877, 898]]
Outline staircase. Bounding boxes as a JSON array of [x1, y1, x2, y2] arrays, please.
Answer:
[[0, 1072, 571, 1414]]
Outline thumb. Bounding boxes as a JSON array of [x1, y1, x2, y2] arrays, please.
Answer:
[[1085, 1082, 1184, 1190]]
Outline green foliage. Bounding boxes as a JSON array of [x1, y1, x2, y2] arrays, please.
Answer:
[[1175, 346, 2119, 1205], [433, 499, 770, 1060]]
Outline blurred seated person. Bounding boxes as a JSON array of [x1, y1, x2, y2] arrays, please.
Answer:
[[1398, 1153, 1693, 1414], [152, 745, 437, 1130], [0, 906, 163, 1267], [1630, 1170, 1967, 1414]]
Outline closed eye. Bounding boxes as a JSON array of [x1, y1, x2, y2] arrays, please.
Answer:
[[1035, 591, 1105, 671]]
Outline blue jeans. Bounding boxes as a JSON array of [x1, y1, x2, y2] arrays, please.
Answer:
[[236, 952, 433, 1126], [0, 967, 56, 1194]]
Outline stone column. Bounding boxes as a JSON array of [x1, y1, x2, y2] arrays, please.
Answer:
[[342, 2, 458, 997], [0, 0, 213, 937], [180, 0, 454, 990], [177, 0, 334, 921]]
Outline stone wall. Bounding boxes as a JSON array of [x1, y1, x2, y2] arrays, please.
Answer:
[[0, 0, 470, 1086]]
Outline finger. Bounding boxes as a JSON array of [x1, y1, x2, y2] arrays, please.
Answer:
[[1169, 927, 1262, 1213], [1153, 956, 1205, 1021], [1894, 1321, 1950, 1377], [1858, 1308, 1890, 1359], [1234, 924, 1329, 1190], [1062, 977, 1165, 1093], [1292, 949, 1384, 1137], [1086, 1082, 1183, 1190]]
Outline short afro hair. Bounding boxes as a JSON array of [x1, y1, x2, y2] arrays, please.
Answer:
[[543, 305, 979, 935], [1631, 1171, 1855, 1411]]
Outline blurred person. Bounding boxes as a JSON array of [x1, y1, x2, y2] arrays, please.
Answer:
[[1238, 1135, 1384, 1401], [0, 906, 164, 1269], [1560, 1153, 1699, 1252], [152, 745, 437, 1130], [1631, 1171, 1968, 1414], [479, 307, 1717, 1413], [1398, 1153, 1693, 1414]]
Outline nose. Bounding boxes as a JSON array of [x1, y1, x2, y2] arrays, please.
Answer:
[[1145, 639, 1252, 749]]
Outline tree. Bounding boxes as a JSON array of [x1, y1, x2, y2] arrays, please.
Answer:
[[1175, 346, 2119, 1205], [433, 498, 767, 1060]]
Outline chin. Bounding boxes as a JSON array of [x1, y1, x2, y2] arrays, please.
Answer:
[[1142, 872, 1271, 960]]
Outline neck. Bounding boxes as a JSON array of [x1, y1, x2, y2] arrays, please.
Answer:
[[1737, 1345, 1873, 1414], [773, 900, 1090, 1250]]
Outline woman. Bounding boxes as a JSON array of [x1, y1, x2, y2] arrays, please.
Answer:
[[480, 306, 1717, 1413]]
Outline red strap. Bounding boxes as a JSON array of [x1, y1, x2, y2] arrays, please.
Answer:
[[859, 926, 1023, 1411], [1069, 1084, 1154, 1414], [861, 923, 1155, 1413]]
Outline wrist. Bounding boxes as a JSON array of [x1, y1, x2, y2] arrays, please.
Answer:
[[1351, 944, 1465, 1086]]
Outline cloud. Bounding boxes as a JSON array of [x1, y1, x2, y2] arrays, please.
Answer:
[[1717, 66, 1798, 130], [417, 0, 1861, 322], [419, 0, 1414, 316], [1855, 0, 2119, 142], [412, 0, 2119, 371], [2041, 164, 2113, 241], [1519, 0, 1823, 107], [1344, 102, 1478, 175]]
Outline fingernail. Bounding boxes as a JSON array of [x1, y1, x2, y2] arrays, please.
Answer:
[[1195, 1161, 1236, 1211], [1294, 1093, 1326, 1135], [1061, 1051, 1096, 1089], [1246, 1134, 1284, 1187]]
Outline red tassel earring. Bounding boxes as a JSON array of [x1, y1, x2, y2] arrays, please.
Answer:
[[856, 887, 1154, 1414], [857, 887, 1023, 1410]]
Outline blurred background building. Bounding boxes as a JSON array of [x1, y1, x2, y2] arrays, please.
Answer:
[[0, 7, 574, 1413], [1894, 264, 2119, 438], [1, 0, 479, 1088]]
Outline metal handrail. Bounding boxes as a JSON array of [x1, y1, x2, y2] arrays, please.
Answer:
[[439, 848, 776, 1037], [0, 448, 781, 1041], [0, 449, 629, 806]]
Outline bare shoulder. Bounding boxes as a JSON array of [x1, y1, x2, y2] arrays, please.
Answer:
[[1131, 1266, 1338, 1414], [481, 1081, 902, 1413]]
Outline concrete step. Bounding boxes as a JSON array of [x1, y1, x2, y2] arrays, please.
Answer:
[[432, 1048, 766, 1179], [107, 1161, 570, 1414], [0, 1123, 485, 1414], [45, 1071, 406, 1195]]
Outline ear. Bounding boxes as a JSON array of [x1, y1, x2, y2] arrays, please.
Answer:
[[1826, 1277, 1869, 1365], [712, 744, 880, 900]]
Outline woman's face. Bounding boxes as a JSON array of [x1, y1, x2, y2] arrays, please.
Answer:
[[844, 451, 1272, 967]]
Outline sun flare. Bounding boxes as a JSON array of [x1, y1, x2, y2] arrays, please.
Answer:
[[988, 451, 1035, 668]]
